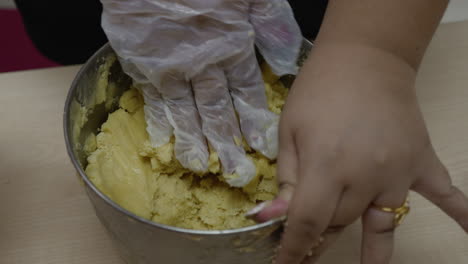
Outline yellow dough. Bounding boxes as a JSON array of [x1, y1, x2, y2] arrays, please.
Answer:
[[85, 63, 288, 230]]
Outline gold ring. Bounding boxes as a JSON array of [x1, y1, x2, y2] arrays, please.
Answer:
[[372, 197, 410, 227]]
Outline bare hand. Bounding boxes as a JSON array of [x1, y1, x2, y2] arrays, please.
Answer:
[[255, 45, 468, 264]]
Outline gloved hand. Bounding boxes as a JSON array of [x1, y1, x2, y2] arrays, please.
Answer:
[[100, 0, 302, 187]]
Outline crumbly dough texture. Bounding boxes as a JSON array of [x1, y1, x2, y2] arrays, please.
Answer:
[[85, 63, 288, 230]]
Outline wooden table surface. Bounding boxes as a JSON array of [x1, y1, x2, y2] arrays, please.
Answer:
[[1, 21, 468, 264]]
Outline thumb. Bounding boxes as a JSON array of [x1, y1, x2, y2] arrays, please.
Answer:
[[250, 121, 298, 222]]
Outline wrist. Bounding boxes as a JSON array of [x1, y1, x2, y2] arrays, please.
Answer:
[[300, 42, 417, 90]]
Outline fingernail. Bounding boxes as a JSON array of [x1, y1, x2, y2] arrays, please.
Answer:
[[245, 201, 271, 218], [253, 198, 289, 223]]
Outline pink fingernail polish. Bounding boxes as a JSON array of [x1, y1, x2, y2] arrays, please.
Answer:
[[245, 201, 271, 217]]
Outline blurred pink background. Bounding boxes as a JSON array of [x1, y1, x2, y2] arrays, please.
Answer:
[[0, 9, 59, 73]]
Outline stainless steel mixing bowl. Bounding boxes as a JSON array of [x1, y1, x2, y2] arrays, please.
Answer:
[[63, 41, 312, 264]]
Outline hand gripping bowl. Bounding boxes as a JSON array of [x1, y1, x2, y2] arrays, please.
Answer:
[[64, 40, 312, 264]]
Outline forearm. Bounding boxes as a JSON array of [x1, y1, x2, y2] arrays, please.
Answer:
[[312, 0, 449, 71]]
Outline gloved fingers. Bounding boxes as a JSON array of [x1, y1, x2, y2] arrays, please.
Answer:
[[224, 50, 279, 159], [192, 65, 256, 187], [159, 75, 209, 173], [102, 0, 255, 90], [138, 84, 173, 147], [249, 0, 302, 76]]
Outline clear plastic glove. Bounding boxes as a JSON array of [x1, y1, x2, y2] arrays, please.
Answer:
[[100, 0, 302, 187]]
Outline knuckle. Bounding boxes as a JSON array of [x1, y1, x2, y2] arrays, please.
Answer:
[[434, 185, 459, 204], [289, 213, 322, 238]]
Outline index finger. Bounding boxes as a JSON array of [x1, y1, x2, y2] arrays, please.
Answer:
[[413, 155, 468, 232], [276, 167, 342, 264]]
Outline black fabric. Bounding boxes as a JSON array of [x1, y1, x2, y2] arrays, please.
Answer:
[[14, 0, 108, 65], [14, 0, 327, 65], [289, 0, 328, 40]]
